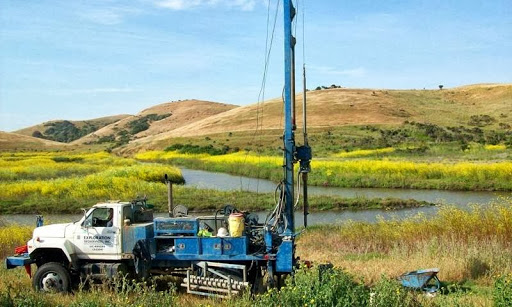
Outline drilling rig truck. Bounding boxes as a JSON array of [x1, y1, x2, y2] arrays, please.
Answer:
[[5, 0, 311, 297]]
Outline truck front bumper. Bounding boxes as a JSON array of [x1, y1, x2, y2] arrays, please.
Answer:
[[5, 254, 34, 277]]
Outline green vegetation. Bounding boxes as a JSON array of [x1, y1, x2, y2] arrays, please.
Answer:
[[128, 113, 171, 134], [314, 84, 342, 90], [494, 274, 512, 306], [0, 151, 429, 214], [0, 177, 431, 214], [331, 121, 512, 153], [298, 203, 512, 284], [0, 152, 183, 214], [136, 150, 512, 191], [32, 121, 99, 143], [468, 115, 496, 127], [164, 143, 233, 155], [88, 113, 172, 149], [0, 268, 177, 306], [146, 118, 512, 160], [4, 203, 512, 306], [0, 264, 484, 307]]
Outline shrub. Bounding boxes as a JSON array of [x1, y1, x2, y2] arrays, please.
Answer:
[[51, 156, 84, 163], [249, 266, 370, 307], [128, 114, 171, 134], [371, 277, 419, 307], [164, 143, 230, 155], [97, 134, 116, 144], [468, 115, 495, 127], [494, 274, 512, 307], [41, 120, 99, 143]]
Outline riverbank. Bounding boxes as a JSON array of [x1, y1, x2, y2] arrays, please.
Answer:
[[298, 203, 512, 285], [135, 150, 512, 191], [0, 185, 432, 214], [0, 151, 435, 214]]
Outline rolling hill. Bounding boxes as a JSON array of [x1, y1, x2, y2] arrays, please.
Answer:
[[7, 83, 512, 153], [0, 131, 67, 151], [119, 83, 512, 152], [14, 114, 130, 143], [71, 99, 238, 146]]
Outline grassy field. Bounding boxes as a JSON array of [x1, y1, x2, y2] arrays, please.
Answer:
[[0, 151, 430, 214], [2, 203, 512, 306], [135, 149, 512, 191], [298, 203, 512, 284], [0, 152, 184, 214]]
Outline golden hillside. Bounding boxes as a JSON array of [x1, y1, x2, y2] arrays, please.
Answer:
[[72, 100, 238, 145], [122, 83, 512, 151], [9, 83, 511, 153], [0, 131, 67, 151]]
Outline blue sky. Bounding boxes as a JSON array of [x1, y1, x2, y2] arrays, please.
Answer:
[[1, 0, 510, 131]]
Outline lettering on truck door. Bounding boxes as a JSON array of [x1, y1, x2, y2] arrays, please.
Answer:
[[75, 207, 121, 259]]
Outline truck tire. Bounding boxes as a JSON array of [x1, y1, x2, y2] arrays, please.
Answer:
[[32, 262, 71, 293]]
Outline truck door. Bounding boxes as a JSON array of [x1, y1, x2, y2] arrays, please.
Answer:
[[74, 207, 122, 259]]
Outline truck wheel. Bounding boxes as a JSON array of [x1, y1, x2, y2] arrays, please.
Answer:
[[33, 262, 71, 293]]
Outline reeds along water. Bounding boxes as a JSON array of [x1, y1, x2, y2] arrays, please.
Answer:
[[0, 152, 184, 213], [136, 150, 512, 190], [0, 224, 32, 258], [297, 202, 512, 284]]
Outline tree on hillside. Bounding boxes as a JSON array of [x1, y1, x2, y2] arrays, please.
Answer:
[[439, 85, 444, 90], [32, 131, 44, 139]]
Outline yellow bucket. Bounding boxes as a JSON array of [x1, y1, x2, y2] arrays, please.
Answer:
[[228, 213, 244, 237]]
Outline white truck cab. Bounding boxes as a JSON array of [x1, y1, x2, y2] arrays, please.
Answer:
[[16, 201, 154, 292], [28, 203, 126, 262]]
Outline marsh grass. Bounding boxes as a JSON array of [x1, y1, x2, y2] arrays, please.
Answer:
[[0, 185, 431, 214], [136, 150, 512, 190], [0, 152, 183, 214], [297, 203, 512, 285], [0, 151, 431, 214], [0, 224, 33, 258]]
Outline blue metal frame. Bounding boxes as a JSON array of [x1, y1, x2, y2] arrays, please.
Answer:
[[398, 268, 441, 292], [283, 0, 295, 237], [5, 254, 34, 269]]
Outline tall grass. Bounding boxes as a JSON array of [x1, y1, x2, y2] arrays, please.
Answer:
[[136, 150, 512, 190], [0, 152, 184, 214], [0, 268, 178, 307], [0, 225, 33, 258], [335, 147, 395, 158], [298, 202, 512, 285]]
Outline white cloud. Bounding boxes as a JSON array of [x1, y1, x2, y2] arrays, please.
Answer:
[[154, 0, 258, 11]]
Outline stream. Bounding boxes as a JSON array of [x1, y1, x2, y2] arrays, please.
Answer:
[[4, 168, 510, 226]]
